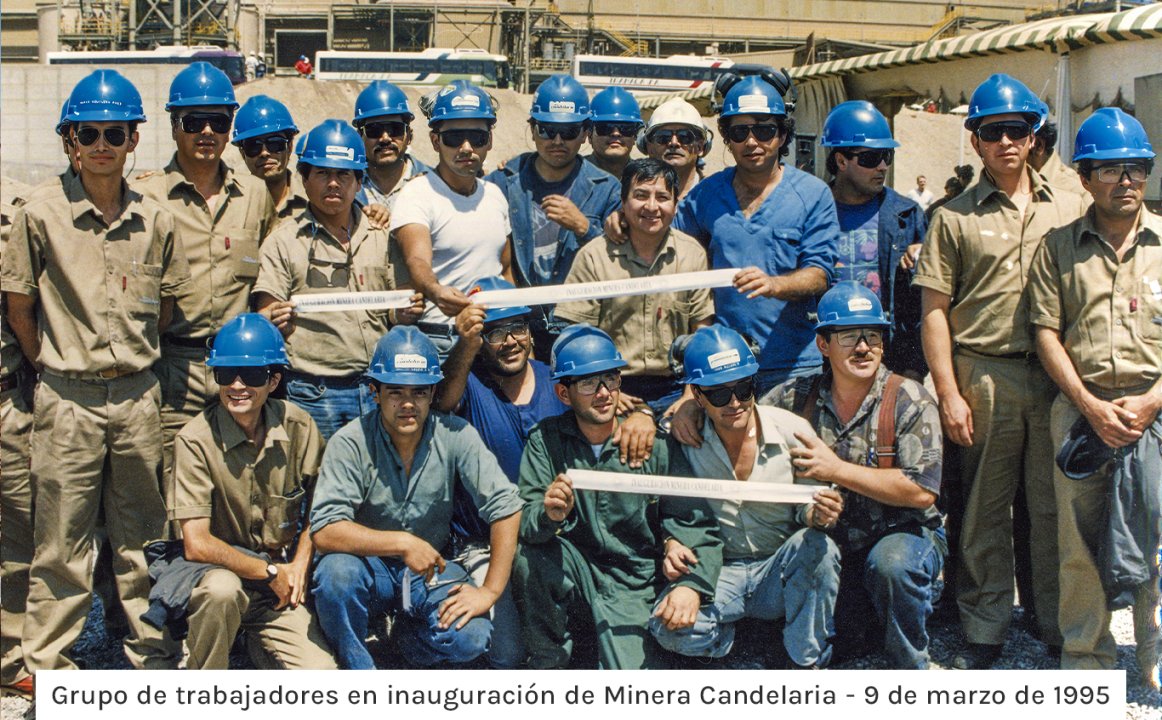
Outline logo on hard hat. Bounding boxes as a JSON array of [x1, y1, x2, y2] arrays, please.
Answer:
[[707, 349, 741, 370], [325, 145, 355, 161], [451, 95, 481, 109], [738, 94, 770, 112], [394, 353, 428, 371], [848, 298, 873, 312], [549, 100, 576, 114]]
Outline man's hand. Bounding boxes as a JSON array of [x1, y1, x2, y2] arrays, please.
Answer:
[[262, 300, 297, 338], [603, 209, 629, 244], [544, 473, 575, 523], [734, 267, 782, 300], [612, 410, 656, 468], [363, 203, 391, 229], [542, 195, 588, 236], [393, 292, 425, 325], [282, 560, 310, 608], [937, 390, 974, 447], [431, 284, 471, 318], [401, 535, 446, 582], [668, 396, 705, 448], [807, 488, 844, 529], [454, 304, 487, 347], [899, 243, 922, 271], [790, 432, 845, 483], [437, 584, 498, 630], [268, 563, 295, 609], [1112, 392, 1162, 436], [1080, 396, 1141, 448], [653, 586, 701, 631], [615, 391, 644, 417], [661, 539, 698, 581]]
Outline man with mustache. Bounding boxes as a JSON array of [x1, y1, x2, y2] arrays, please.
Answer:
[[231, 95, 307, 220], [353, 81, 430, 212]]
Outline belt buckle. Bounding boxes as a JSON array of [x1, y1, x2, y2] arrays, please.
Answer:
[[98, 367, 120, 379]]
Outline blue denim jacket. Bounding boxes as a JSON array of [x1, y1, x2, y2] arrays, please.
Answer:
[[876, 187, 928, 376]]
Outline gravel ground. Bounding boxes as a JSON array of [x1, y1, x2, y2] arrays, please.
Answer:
[[3, 593, 1158, 720]]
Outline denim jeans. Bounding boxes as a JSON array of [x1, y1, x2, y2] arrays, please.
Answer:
[[454, 541, 524, 668], [833, 528, 945, 669], [283, 376, 371, 441], [649, 527, 840, 667], [312, 553, 492, 669]]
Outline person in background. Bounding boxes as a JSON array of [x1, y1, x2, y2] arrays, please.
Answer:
[[232, 95, 306, 219], [925, 176, 964, 220], [586, 86, 643, 180], [295, 55, 313, 79], [907, 175, 934, 210], [353, 80, 430, 213], [1029, 118, 1087, 198], [638, 97, 712, 200]]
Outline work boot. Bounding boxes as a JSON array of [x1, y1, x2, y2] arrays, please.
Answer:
[[951, 642, 1002, 670]]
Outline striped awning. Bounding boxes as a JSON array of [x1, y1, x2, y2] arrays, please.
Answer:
[[1081, 2, 1162, 44]]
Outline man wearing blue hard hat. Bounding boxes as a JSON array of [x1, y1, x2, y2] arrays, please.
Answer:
[[1028, 107, 1160, 689], [167, 313, 336, 669], [765, 282, 945, 669], [353, 80, 429, 212], [913, 73, 1086, 669], [512, 324, 722, 669], [232, 94, 306, 218], [2, 70, 190, 675], [650, 324, 842, 669], [310, 326, 522, 669], [586, 86, 643, 179]]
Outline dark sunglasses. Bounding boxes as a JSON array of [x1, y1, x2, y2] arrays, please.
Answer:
[[361, 120, 408, 139], [698, 378, 756, 408], [306, 235, 353, 289], [213, 366, 271, 387], [723, 123, 782, 144], [179, 113, 233, 134], [975, 121, 1033, 143], [843, 148, 894, 168], [438, 128, 490, 149], [535, 123, 584, 141], [483, 321, 530, 345], [75, 126, 128, 147], [593, 122, 639, 138], [241, 135, 290, 158], [647, 128, 700, 146]]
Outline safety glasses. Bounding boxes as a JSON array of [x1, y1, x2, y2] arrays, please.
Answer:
[[833, 328, 884, 348], [179, 113, 233, 134], [974, 121, 1032, 143], [723, 123, 783, 144], [241, 135, 290, 158], [593, 122, 639, 138], [213, 366, 272, 387], [697, 378, 756, 408], [483, 321, 530, 345], [438, 128, 490, 149], [1092, 162, 1151, 184], [361, 120, 408, 139], [647, 128, 700, 146], [75, 126, 128, 147], [843, 148, 894, 168], [534, 123, 584, 141], [566, 370, 622, 396]]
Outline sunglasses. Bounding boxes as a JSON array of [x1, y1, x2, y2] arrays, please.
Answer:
[[75, 126, 128, 147], [593, 122, 640, 138], [306, 235, 353, 289], [361, 120, 408, 139], [534, 123, 584, 141], [843, 148, 894, 168], [483, 321, 530, 345], [974, 121, 1032, 143], [833, 328, 884, 347], [698, 378, 756, 408], [723, 123, 783, 144], [647, 128, 700, 146], [438, 128, 490, 149], [179, 113, 233, 134], [566, 370, 622, 396], [1092, 162, 1151, 184], [213, 366, 272, 387], [241, 135, 290, 158]]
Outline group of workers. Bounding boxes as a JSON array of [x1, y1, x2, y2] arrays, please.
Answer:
[[0, 58, 1158, 691]]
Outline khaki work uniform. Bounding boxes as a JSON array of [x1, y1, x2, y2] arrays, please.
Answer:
[[170, 400, 336, 669], [914, 168, 1085, 645], [1027, 207, 1162, 674], [274, 171, 309, 220], [138, 157, 275, 493], [1037, 152, 1088, 200], [0, 172, 190, 671]]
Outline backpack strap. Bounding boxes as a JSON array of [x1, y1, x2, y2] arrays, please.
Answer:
[[875, 373, 905, 469]]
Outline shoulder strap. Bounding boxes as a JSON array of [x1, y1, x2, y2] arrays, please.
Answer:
[[875, 373, 905, 469], [793, 375, 824, 429]]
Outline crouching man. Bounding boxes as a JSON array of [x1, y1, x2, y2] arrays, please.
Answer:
[[309, 326, 522, 669], [171, 313, 336, 669]]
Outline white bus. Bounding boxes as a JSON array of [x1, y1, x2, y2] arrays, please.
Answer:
[[572, 54, 767, 96], [45, 45, 246, 85], [314, 48, 510, 88]]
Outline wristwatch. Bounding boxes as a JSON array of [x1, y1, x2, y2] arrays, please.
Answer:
[[264, 563, 279, 584], [632, 405, 656, 418]]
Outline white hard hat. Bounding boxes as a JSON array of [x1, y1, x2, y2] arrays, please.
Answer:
[[637, 97, 712, 153]]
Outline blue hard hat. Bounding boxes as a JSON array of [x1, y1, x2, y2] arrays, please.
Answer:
[[297, 119, 367, 171], [206, 313, 288, 367], [65, 69, 147, 124], [550, 324, 626, 381], [815, 281, 891, 332], [354, 80, 414, 124], [821, 100, 899, 149], [531, 75, 591, 124], [719, 75, 786, 118], [166, 61, 238, 111], [964, 73, 1044, 131], [469, 276, 530, 324], [232, 95, 297, 144], [428, 80, 496, 127], [1072, 107, 1155, 163], [295, 134, 307, 157], [56, 100, 70, 136], [681, 324, 759, 387], [365, 326, 444, 385], [589, 86, 642, 125]]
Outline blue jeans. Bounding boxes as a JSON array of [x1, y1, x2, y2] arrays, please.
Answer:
[[284, 376, 371, 441], [312, 553, 492, 669], [454, 541, 524, 668], [833, 528, 945, 669], [755, 364, 822, 399], [649, 528, 840, 667]]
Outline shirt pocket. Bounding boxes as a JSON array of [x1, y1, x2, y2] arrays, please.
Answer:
[[356, 263, 395, 292], [261, 485, 305, 550], [764, 228, 803, 276], [1138, 280, 1162, 343], [228, 231, 262, 281], [126, 262, 164, 322]]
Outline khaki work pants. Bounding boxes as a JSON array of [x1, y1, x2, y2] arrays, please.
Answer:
[[155, 344, 215, 530], [1, 377, 33, 684], [186, 568, 337, 670], [953, 352, 1061, 645], [21, 371, 178, 671]]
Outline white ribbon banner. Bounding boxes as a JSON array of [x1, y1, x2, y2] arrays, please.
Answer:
[[566, 469, 819, 504], [469, 268, 741, 308], [289, 290, 415, 313]]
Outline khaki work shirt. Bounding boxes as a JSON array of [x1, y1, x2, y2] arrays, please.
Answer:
[[1, 176, 32, 376], [555, 229, 714, 376], [914, 167, 1085, 355], [275, 171, 309, 220], [170, 399, 323, 552], [0, 171, 190, 376], [252, 207, 396, 378], [1037, 152, 1088, 201], [1028, 207, 1162, 391], [138, 156, 276, 340]]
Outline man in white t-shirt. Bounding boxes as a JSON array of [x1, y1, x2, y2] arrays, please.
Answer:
[[906, 175, 934, 210], [391, 80, 513, 359]]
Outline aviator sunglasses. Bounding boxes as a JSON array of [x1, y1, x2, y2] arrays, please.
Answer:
[[723, 123, 783, 144], [698, 378, 757, 407], [241, 135, 290, 158], [75, 126, 128, 147]]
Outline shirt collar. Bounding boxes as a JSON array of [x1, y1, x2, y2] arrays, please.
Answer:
[[1077, 205, 1162, 248], [700, 404, 791, 458], [972, 166, 1055, 208], [817, 364, 892, 429], [372, 409, 437, 473], [163, 154, 241, 198], [65, 170, 144, 225], [609, 229, 679, 268], [213, 401, 290, 452]]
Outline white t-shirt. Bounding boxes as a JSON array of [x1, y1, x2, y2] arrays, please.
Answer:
[[390, 171, 510, 325], [906, 188, 934, 210]]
